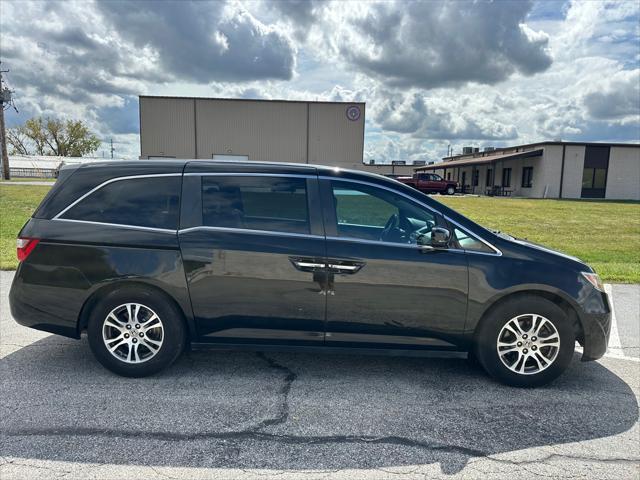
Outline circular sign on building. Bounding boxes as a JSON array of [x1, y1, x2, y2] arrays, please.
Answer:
[[346, 105, 361, 121]]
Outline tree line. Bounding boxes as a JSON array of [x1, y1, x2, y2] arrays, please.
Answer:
[[7, 117, 101, 157]]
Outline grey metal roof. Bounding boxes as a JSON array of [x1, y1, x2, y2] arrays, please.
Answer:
[[418, 148, 544, 171]]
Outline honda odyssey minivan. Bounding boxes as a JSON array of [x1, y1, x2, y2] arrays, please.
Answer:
[[9, 160, 611, 386]]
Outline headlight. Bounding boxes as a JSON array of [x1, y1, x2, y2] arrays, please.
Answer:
[[581, 272, 604, 292]]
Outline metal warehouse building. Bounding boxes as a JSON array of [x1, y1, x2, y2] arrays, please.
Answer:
[[139, 96, 365, 168], [421, 141, 640, 200]]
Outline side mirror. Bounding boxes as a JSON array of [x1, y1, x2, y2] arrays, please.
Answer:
[[431, 227, 451, 249]]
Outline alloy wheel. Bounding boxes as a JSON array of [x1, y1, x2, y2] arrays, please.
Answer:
[[496, 314, 560, 375], [102, 303, 164, 364]]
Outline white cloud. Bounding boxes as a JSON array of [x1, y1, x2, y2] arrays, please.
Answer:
[[305, 0, 552, 89], [1, 0, 638, 162], [584, 69, 640, 121]]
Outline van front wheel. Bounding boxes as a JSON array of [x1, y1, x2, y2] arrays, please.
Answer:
[[474, 296, 575, 387]]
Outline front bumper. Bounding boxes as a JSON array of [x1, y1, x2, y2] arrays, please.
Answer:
[[579, 291, 612, 361]]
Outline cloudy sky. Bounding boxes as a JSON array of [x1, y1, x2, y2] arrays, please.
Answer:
[[1, 0, 639, 162]]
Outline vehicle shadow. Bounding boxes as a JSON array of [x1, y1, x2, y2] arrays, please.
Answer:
[[1, 335, 638, 474]]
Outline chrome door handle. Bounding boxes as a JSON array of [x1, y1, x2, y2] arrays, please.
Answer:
[[327, 261, 365, 275], [289, 257, 326, 272]]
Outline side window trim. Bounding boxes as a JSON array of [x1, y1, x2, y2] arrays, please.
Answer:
[[53, 173, 182, 220], [319, 176, 501, 256], [52, 217, 177, 234]]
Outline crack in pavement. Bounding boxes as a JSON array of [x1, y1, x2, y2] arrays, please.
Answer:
[[7, 426, 636, 467], [250, 352, 296, 432]]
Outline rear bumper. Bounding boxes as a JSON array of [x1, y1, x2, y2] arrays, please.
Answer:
[[9, 268, 80, 339], [579, 291, 612, 362]]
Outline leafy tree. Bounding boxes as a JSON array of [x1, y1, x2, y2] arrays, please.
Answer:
[[6, 127, 30, 155], [6, 117, 101, 157]]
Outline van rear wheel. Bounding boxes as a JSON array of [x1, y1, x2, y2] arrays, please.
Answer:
[[87, 286, 186, 377], [474, 295, 575, 387]]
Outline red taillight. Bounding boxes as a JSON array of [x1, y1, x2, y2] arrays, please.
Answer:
[[17, 237, 39, 262]]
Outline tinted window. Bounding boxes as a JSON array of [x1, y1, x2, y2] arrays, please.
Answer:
[[202, 176, 309, 234], [331, 181, 436, 245], [61, 176, 181, 230], [453, 228, 494, 253]]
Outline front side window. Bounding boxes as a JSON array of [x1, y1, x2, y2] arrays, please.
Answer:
[[331, 181, 436, 245], [61, 176, 181, 230], [453, 228, 494, 253], [202, 176, 309, 234]]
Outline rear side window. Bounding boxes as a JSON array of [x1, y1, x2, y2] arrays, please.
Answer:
[[60, 176, 181, 230], [202, 176, 309, 234]]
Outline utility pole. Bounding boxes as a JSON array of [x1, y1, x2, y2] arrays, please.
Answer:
[[110, 138, 114, 159], [0, 65, 12, 180]]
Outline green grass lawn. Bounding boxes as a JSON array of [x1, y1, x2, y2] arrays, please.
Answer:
[[1, 177, 56, 182], [1, 184, 639, 282], [436, 196, 640, 283], [0, 185, 51, 270]]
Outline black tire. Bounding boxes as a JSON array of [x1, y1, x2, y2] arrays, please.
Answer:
[[87, 286, 186, 377], [446, 186, 456, 195], [474, 295, 575, 387]]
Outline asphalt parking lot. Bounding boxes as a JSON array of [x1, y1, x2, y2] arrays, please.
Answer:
[[1, 271, 638, 479]]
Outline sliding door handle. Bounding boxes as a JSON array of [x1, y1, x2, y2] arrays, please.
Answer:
[[289, 257, 326, 273], [327, 261, 365, 275], [289, 257, 365, 275]]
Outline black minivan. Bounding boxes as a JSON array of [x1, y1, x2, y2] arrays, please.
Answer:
[[9, 160, 611, 386]]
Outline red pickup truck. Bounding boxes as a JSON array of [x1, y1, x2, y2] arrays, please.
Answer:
[[396, 173, 458, 195]]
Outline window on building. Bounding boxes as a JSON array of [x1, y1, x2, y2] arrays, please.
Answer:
[[461, 171, 467, 186], [212, 154, 249, 161], [502, 168, 512, 187], [201, 176, 309, 234], [521, 167, 534, 188], [331, 181, 436, 244], [581, 146, 610, 198], [582, 168, 607, 188], [60, 176, 181, 230], [486, 168, 493, 186], [472, 170, 479, 186], [447, 172, 451, 181]]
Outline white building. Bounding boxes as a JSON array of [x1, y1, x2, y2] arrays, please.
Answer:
[[7, 155, 117, 178], [420, 141, 640, 200]]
